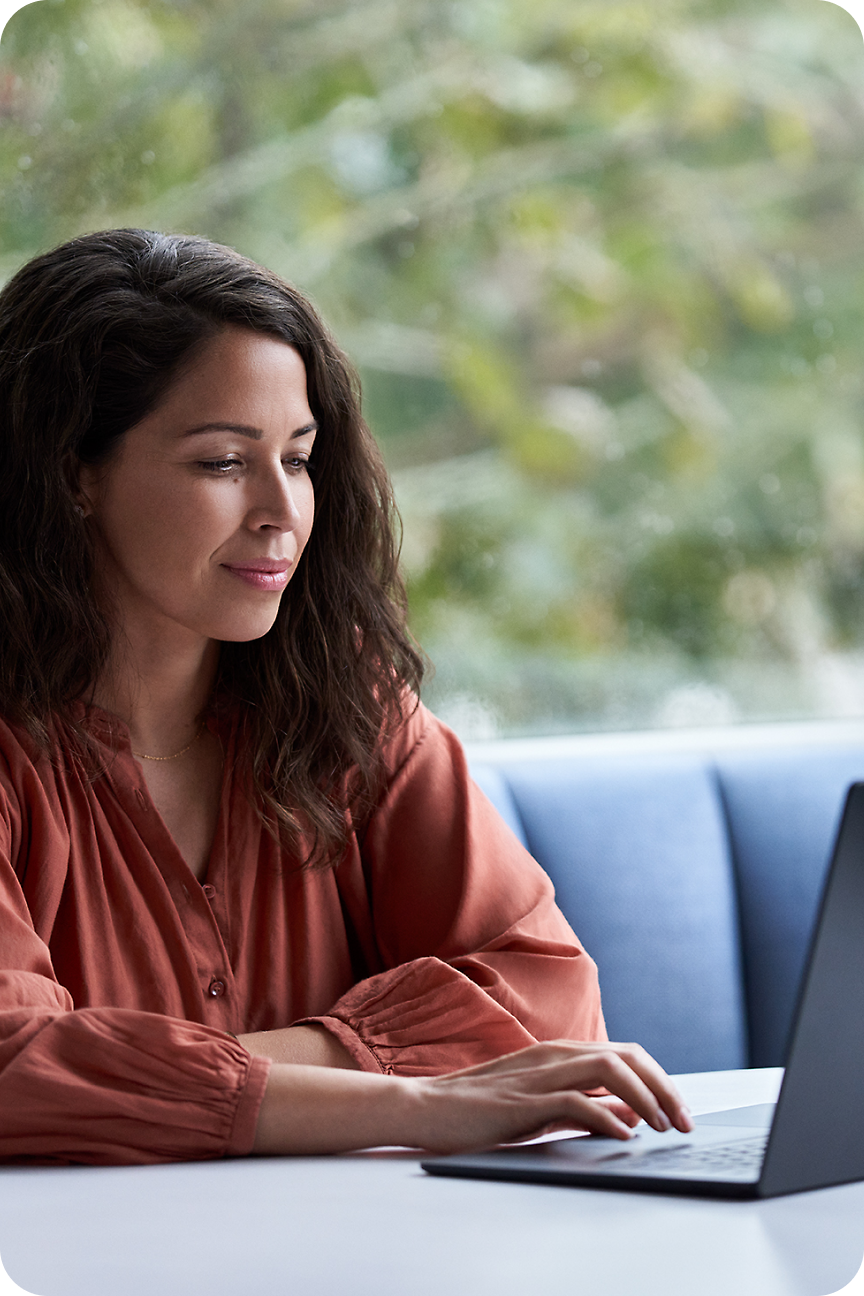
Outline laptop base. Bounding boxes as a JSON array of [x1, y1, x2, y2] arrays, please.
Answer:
[[422, 1104, 774, 1199]]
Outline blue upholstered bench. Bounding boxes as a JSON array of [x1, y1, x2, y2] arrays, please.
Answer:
[[466, 722, 864, 1075]]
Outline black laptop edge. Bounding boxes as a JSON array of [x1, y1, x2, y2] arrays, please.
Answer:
[[422, 781, 864, 1200]]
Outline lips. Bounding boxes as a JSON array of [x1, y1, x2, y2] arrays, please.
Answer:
[[221, 559, 292, 591], [224, 559, 291, 573]]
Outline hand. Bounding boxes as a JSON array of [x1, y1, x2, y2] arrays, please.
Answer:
[[250, 1038, 692, 1157], [407, 1040, 693, 1153]]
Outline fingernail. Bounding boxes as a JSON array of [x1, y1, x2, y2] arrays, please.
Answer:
[[655, 1111, 672, 1132], [679, 1105, 693, 1131]]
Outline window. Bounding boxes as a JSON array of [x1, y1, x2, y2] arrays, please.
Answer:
[[3, 0, 863, 737]]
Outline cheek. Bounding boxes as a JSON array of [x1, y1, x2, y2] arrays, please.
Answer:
[[99, 479, 222, 571]]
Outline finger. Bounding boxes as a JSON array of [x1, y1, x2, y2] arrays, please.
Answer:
[[510, 1040, 692, 1133], [510, 1109, 635, 1145], [601, 1043, 692, 1132], [560, 1052, 675, 1133], [590, 1095, 641, 1128], [513, 1051, 675, 1135], [443, 1041, 692, 1134], [417, 1073, 638, 1152], [538, 1089, 638, 1141]]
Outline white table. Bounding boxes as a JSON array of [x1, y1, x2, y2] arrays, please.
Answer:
[[1, 1069, 862, 1296]]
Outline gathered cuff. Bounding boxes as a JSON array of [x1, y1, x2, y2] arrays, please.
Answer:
[[308, 957, 537, 1078], [0, 1008, 281, 1165], [225, 1052, 272, 1156]]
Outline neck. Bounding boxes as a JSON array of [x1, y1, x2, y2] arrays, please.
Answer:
[[91, 629, 221, 758]]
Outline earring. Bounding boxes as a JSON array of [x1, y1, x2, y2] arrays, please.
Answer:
[[74, 503, 89, 518]]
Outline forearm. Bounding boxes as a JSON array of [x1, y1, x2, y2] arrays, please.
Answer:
[[235, 1023, 361, 1070], [250, 1041, 694, 1158], [251, 1063, 414, 1154], [0, 1005, 268, 1164]]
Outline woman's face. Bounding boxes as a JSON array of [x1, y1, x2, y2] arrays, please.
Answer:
[[79, 326, 317, 649]]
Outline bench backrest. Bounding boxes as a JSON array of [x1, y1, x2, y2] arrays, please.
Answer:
[[469, 738, 864, 1072]]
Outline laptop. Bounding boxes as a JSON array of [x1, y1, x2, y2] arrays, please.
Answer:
[[422, 781, 864, 1199]]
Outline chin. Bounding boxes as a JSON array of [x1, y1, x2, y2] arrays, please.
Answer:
[[213, 613, 282, 643], [184, 594, 285, 644]]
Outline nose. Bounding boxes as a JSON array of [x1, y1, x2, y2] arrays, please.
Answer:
[[246, 460, 309, 532]]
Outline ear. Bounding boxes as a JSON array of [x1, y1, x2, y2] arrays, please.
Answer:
[[74, 463, 100, 518], [73, 492, 93, 520]]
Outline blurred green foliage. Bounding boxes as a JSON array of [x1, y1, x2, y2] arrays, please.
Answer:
[[3, 0, 864, 733]]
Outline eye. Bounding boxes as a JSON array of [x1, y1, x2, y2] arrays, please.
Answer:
[[198, 458, 242, 473], [283, 455, 313, 474]]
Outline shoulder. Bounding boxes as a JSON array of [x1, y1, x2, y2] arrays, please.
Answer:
[[0, 711, 93, 833], [377, 696, 465, 787], [0, 713, 46, 787], [0, 715, 50, 855]]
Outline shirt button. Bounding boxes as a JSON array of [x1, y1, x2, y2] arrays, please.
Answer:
[[202, 884, 216, 901], [208, 979, 226, 998]]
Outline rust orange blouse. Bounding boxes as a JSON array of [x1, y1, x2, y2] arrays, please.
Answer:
[[0, 700, 605, 1165]]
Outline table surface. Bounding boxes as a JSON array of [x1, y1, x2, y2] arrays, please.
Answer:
[[1, 1068, 862, 1296]]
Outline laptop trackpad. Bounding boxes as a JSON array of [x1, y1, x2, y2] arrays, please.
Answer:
[[695, 1103, 775, 1129]]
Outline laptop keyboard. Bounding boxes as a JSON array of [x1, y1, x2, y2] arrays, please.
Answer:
[[635, 1134, 768, 1177]]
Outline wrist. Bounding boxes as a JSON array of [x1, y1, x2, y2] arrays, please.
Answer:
[[252, 1064, 421, 1155]]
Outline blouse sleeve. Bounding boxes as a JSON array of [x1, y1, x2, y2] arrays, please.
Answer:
[[0, 794, 270, 1165], [303, 704, 607, 1076]]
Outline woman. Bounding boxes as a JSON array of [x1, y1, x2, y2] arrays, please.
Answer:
[[0, 229, 690, 1163]]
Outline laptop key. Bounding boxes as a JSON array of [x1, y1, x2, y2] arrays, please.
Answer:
[[633, 1135, 768, 1177]]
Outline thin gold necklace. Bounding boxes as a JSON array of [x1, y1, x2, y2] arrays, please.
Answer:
[[132, 723, 206, 762]]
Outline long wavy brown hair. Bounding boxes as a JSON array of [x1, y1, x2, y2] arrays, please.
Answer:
[[0, 228, 424, 864]]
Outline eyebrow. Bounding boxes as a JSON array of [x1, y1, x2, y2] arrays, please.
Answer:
[[180, 420, 319, 441]]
